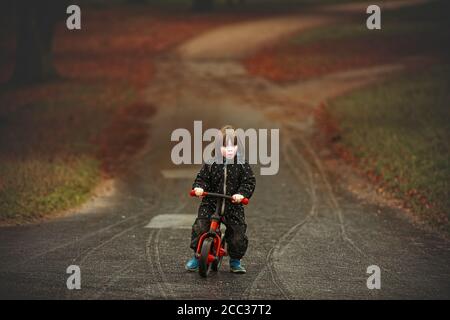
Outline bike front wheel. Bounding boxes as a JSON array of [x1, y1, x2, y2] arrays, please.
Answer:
[[211, 234, 226, 272], [199, 237, 214, 277]]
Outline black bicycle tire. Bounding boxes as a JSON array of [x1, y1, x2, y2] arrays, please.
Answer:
[[211, 234, 226, 271], [199, 237, 213, 277]]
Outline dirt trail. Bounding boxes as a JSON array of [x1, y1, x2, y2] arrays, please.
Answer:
[[177, 0, 427, 60], [177, 15, 330, 59]]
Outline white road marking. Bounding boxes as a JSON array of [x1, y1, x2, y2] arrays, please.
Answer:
[[161, 169, 199, 179], [145, 214, 197, 229]]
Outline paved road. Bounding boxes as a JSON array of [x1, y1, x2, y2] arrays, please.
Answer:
[[1, 2, 449, 299]]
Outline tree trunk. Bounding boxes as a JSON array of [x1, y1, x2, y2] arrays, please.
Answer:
[[11, 1, 60, 84], [192, 0, 214, 12]]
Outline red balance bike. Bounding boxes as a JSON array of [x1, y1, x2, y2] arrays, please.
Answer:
[[189, 190, 249, 277]]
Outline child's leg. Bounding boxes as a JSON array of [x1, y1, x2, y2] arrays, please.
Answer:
[[190, 217, 210, 252], [224, 222, 248, 259]]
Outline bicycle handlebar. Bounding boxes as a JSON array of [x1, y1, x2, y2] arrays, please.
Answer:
[[189, 190, 249, 205]]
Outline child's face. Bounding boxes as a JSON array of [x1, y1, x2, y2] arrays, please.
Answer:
[[221, 138, 238, 159]]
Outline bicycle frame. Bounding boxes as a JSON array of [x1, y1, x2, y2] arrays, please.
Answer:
[[194, 196, 225, 263], [190, 190, 249, 265]]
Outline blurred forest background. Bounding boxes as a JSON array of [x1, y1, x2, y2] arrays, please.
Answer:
[[0, 0, 448, 231]]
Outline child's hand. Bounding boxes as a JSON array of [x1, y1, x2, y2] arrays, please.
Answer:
[[194, 187, 204, 197], [231, 194, 244, 203]]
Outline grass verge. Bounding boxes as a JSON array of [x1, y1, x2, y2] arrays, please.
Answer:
[[325, 66, 450, 231], [0, 83, 136, 223]]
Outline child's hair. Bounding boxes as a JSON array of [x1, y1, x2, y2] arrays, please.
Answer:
[[212, 125, 244, 163], [221, 125, 237, 146]]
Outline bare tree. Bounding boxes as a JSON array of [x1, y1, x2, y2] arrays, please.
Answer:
[[192, 0, 214, 12]]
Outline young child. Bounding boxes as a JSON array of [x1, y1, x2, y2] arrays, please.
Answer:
[[186, 125, 256, 273]]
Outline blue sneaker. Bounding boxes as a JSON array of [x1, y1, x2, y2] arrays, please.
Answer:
[[230, 259, 246, 274], [185, 256, 199, 271]]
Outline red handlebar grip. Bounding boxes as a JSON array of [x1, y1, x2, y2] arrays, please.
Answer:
[[242, 198, 249, 205], [190, 190, 208, 197]]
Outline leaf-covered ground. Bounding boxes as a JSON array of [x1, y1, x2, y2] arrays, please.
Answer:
[[322, 66, 450, 231], [0, 6, 243, 224], [243, 1, 450, 82]]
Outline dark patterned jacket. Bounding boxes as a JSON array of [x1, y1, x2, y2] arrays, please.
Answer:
[[192, 159, 256, 224]]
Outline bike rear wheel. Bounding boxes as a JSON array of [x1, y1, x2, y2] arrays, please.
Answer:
[[199, 237, 214, 277]]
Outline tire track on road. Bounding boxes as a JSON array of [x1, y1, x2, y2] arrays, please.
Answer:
[[5, 213, 143, 271], [288, 126, 407, 289], [145, 179, 189, 299], [76, 172, 164, 299], [243, 135, 318, 299]]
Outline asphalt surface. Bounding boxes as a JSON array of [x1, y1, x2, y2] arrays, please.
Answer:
[[1, 3, 450, 299]]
